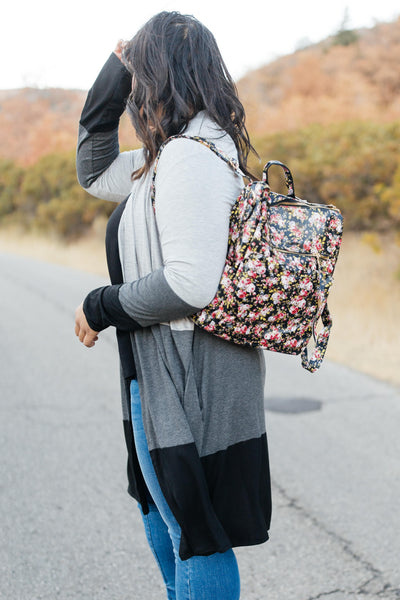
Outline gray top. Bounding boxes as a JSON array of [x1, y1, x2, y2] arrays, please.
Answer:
[[81, 110, 266, 455], [85, 111, 243, 313]]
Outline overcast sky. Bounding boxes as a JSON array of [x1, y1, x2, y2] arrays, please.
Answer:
[[1, 0, 399, 89]]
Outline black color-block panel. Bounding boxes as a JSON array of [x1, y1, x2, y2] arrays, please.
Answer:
[[202, 433, 271, 545], [150, 434, 271, 560], [151, 442, 232, 560]]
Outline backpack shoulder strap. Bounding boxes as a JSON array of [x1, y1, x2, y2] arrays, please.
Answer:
[[151, 134, 247, 208]]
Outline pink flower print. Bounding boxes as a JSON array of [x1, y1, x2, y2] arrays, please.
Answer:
[[247, 258, 266, 277], [284, 338, 300, 350], [247, 268, 258, 280], [256, 294, 270, 306], [237, 304, 251, 318], [222, 314, 235, 324], [272, 291, 286, 304], [211, 307, 224, 320], [272, 230, 285, 245], [268, 311, 284, 324], [297, 298, 307, 310], [289, 298, 306, 315], [261, 241, 270, 253], [260, 202, 268, 218], [234, 324, 248, 335], [257, 264, 266, 276], [327, 234, 341, 254], [324, 260, 334, 274], [260, 306, 270, 317], [254, 224, 263, 240], [281, 274, 294, 289], [242, 222, 252, 242], [329, 217, 342, 233], [311, 237, 323, 253], [266, 327, 281, 342], [253, 325, 264, 337], [305, 305, 317, 316], [221, 273, 232, 287], [298, 323, 310, 336], [292, 208, 307, 221], [269, 213, 280, 225], [247, 282, 256, 294], [303, 239, 312, 252], [309, 212, 327, 228], [267, 276, 278, 288], [300, 278, 314, 294], [290, 256, 304, 271], [288, 221, 302, 239]]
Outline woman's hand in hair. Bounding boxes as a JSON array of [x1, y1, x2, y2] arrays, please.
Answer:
[[114, 39, 128, 62], [114, 39, 133, 75], [75, 303, 99, 348]]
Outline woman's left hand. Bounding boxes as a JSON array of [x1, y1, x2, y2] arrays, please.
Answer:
[[75, 303, 99, 348], [114, 39, 127, 61]]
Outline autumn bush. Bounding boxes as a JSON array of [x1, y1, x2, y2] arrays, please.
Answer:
[[1, 119, 400, 239], [0, 150, 114, 239], [250, 120, 400, 231]]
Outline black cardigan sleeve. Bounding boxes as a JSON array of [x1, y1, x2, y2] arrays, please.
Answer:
[[76, 54, 199, 333], [76, 52, 132, 189], [76, 53, 141, 333]]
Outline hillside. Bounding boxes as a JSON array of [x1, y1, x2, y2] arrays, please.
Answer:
[[237, 18, 400, 134], [1, 17, 400, 165], [0, 88, 137, 166]]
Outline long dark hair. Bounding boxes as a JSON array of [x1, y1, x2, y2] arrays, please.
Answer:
[[122, 11, 257, 180]]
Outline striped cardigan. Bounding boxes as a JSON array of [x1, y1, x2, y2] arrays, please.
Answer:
[[76, 53, 272, 560]]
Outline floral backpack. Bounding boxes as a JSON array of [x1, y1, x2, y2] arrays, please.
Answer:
[[152, 136, 343, 372]]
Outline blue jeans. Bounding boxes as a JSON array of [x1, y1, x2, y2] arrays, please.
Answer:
[[130, 380, 241, 600]]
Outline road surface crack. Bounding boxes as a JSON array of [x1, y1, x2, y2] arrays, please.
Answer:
[[272, 479, 400, 599]]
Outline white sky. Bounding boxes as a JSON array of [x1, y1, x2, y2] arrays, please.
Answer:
[[1, 0, 399, 89]]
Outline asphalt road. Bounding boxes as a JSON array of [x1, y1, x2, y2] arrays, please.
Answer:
[[1, 252, 399, 600]]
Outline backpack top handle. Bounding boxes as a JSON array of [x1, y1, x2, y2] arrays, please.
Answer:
[[263, 160, 296, 199]]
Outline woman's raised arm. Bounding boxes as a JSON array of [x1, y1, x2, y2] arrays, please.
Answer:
[[76, 51, 143, 202]]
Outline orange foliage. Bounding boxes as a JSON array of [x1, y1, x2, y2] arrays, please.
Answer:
[[1, 18, 400, 164], [238, 18, 400, 135], [0, 88, 139, 166]]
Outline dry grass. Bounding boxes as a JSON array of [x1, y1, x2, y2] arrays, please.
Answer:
[[326, 231, 400, 387], [0, 223, 109, 278], [1, 226, 399, 387]]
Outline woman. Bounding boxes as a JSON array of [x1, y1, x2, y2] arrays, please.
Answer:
[[75, 11, 271, 600]]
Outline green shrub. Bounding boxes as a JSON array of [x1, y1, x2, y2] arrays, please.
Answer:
[[250, 120, 400, 230], [2, 120, 400, 239], [1, 151, 114, 239], [0, 159, 24, 218]]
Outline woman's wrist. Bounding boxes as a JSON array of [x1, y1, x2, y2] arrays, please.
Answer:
[[83, 285, 142, 332]]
